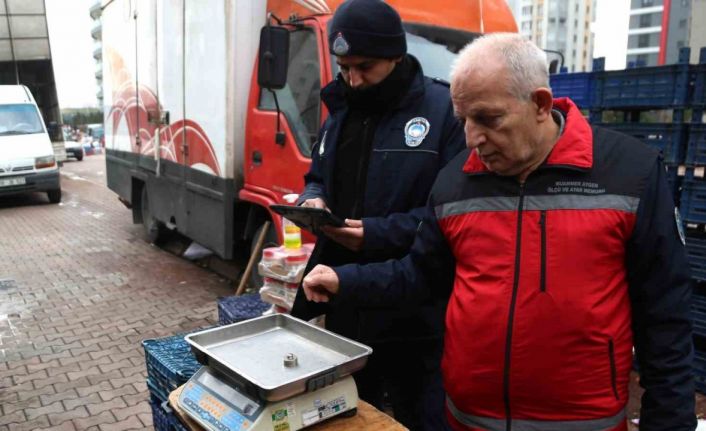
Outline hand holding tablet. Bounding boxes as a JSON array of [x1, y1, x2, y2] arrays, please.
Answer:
[[270, 204, 346, 233]]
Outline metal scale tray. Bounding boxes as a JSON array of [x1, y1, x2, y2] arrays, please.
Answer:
[[185, 314, 372, 402]]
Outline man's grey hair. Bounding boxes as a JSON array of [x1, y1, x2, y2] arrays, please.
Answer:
[[451, 33, 549, 101]]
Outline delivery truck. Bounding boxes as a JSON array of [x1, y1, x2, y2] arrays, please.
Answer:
[[102, 0, 517, 267]]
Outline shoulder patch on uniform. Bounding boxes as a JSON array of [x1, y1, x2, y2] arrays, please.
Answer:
[[432, 77, 450, 87]]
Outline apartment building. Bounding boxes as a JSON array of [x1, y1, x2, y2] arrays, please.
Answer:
[[507, 0, 595, 72], [627, 0, 691, 66], [89, 1, 102, 107]]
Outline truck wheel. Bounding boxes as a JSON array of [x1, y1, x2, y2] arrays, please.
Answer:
[[249, 221, 279, 289], [47, 189, 62, 204], [140, 187, 166, 243], [76, 153, 84, 161]]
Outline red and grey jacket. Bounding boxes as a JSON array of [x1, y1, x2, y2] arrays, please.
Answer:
[[334, 98, 695, 431]]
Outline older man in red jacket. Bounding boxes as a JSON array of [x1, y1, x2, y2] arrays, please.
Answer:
[[302, 33, 696, 431]]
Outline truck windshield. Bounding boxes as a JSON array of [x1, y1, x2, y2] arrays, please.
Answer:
[[406, 32, 462, 81], [0, 104, 44, 136], [329, 27, 479, 82], [405, 24, 480, 79]]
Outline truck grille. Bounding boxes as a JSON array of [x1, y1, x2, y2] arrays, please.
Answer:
[[12, 166, 32, 172]]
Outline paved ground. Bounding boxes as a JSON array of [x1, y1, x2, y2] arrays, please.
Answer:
[[0, 154, 234, 430], [0, 153, 704, 430]]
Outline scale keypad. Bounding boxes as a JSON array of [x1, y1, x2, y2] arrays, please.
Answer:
[[182, 382, 251, 431]]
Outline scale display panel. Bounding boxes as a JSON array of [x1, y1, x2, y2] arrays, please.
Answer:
[[180, 367, 263, 431]]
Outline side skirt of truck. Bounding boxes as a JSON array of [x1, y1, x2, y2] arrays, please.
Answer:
[[106, 148, 237, 259]]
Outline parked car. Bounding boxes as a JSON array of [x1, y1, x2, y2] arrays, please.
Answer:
[[0, 85, 61, 203], [81, 123, 104, 155], [86, 123, 104, 146], [63, 129, 84, 161]]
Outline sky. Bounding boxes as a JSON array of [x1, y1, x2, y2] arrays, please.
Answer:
[[46, 0, 98, 109], [43, 0, 630, 109], [592, 0, 631, 70]]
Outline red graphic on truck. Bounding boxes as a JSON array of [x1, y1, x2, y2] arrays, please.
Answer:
[[106, 50, 221, 175]]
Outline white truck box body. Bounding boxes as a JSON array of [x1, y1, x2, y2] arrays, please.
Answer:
[[103, 0, 264, 257], [103, 0, 263, 182]]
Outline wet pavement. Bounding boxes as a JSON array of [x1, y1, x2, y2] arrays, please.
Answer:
[[0, 154, 234, 430], [0, 153, 704, 430]]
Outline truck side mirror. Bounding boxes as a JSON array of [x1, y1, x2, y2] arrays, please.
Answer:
[[549, 59, 559, 74], [258, 25, 289, 90], [543, 49, 564, 75]]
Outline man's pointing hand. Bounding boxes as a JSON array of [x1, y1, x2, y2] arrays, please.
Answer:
[[302, 265, 340, 303]]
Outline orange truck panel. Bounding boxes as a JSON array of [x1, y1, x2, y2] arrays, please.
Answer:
[[266, 0, 518, 33]]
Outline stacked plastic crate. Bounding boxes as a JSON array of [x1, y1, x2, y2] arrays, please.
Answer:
[[143, 332, 202, 431], [549, 69, 593, 110], [589, 48, 693, 202], [683, 49, 706, 231], [217, 292, 271, 325], [684, 48, 706, 393], [552, 47, 706, 391], [593, 49, 706, 392]]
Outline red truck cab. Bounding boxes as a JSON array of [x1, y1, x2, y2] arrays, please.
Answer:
[[241, 0, 517, 243]]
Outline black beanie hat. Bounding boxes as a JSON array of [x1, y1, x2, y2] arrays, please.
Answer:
[[328, 0, 407, 59]]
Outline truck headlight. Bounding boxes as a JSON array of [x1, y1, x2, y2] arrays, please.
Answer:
[[35, 155, 56, 169]]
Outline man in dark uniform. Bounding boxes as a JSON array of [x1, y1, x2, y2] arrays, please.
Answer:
[[290, 0, 465, 429]]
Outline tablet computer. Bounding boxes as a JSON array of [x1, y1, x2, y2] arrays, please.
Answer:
[[270, 205, 346, 232]]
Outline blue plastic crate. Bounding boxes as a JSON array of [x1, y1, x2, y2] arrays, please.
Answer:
[[146, 363, 183, 401], [150, 400, 169, 431], [143, 332, 202, 395], [597, 123, 687, 165], [592, 64, 691, 109], [694, 63, 706, 108], [686, 124, 706, 165], [147, 377, 170, 404], [680, 169, 706, 223], [550, 72, 593, 109], [170, 411, 189, 431], [149, 393, 163, 406], [686, 231, 706, 282], [217, 293, 270, 325], [150, 399, 189, 431], [150, 399, 173, 431], [693, 292, 706, 337]]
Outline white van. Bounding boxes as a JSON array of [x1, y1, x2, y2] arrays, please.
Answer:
[[0, 85, 61, 203]]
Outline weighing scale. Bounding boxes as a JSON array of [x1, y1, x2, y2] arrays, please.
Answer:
[[179, 314, 372, 431]]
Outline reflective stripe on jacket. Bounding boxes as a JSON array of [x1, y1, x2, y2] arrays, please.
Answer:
[[446, 396, 626, 431]]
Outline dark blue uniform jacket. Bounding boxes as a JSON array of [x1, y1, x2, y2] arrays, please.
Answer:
[[291, 57, 465, 343]]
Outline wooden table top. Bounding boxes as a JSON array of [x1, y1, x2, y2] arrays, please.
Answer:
[[168, 385, 407, 431]]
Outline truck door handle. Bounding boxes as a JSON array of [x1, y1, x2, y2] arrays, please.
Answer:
[[252, 151, 262, 166]]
